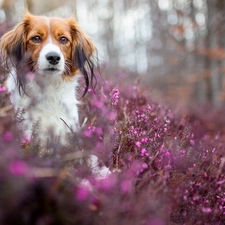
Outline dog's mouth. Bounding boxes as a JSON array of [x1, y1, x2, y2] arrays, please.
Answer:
[[37, 67, 63, 77], [44, 68, 60, 72]]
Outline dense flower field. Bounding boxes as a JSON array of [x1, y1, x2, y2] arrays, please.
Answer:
[[1, 75, 225, 225]]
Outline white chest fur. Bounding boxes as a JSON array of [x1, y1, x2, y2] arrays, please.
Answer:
[[7, 72, 80, 144]]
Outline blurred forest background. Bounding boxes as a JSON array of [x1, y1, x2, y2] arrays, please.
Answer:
[[0, 0, 225, 106]]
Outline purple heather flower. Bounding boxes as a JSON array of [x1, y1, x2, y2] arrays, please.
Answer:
[[3, 132, 14, 142], [76, 186, 90, 201], [97, 175, 117, 191], [107, 112, 117, 120], [135, 141, 141, 147], [141, 138, 148, 143], [9, 160, 28, 176], [121, 180, 132, 193], [190, 139, 195, 146], [142, 163, 148, 170], [0, 86, 6, 93], [83, 126, 96, 137], [110, 88, 120, 106], [21, 135, 32, 145], [140, 148, 147, 156], [165, 151, 170, 157], [201, 207, 212, 213]]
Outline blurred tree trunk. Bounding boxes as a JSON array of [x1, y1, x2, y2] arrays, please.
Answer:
[[2, 0, 15, 21], [204, 1, 214, 103], [216, 0, 225, 104], [148, 1, 163, 75], [204, 0, 225, 105], [102, 0, 118, 70], [190, 0, 205, 103]]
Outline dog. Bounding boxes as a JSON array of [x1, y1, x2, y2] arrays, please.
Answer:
[[0, 12, 95, 144]]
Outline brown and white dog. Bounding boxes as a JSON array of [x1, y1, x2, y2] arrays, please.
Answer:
[[0, 12, 95, 144]]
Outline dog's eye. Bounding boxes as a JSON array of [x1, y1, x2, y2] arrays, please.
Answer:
[[59, 36, 69, 45], [31, 36, 42, 43]]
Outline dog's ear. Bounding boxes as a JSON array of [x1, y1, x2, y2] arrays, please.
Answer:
[[68, 18, 96, 96], [0, 21, 26, 69], [0, 13, 32, 95]]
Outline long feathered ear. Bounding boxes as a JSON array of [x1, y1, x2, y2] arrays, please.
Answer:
[[0, 21, 26, 70], [0, 18, 30, 95], [67, 18, 96, 97]]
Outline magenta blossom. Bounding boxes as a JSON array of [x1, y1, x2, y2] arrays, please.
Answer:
[[9, 160, 28, 176], [3, 132, 14, 142], [76, 186, 90, 201]]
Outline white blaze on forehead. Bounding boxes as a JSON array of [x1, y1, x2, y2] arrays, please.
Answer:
[[41, 43, 61, 54], [36, 17, 66, 76], [44, 17, 53, 44]]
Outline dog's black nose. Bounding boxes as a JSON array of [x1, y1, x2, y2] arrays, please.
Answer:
[[46, 52, 61, 65]]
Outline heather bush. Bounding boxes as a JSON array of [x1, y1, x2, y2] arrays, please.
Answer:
[[1, 74, 225, 225]]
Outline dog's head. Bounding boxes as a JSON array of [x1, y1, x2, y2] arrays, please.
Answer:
[[0, 12, 96, 95]]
